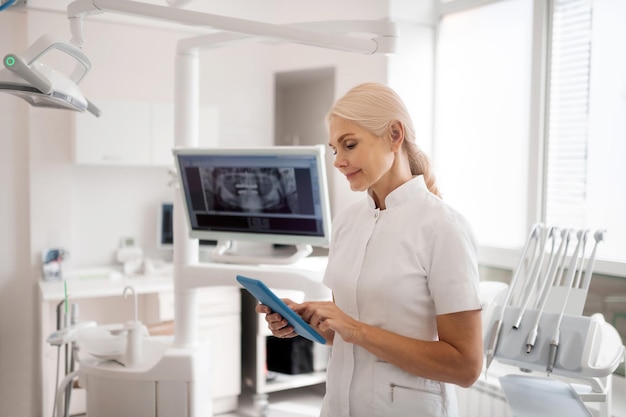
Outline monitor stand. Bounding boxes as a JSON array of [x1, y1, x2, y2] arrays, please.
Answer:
[[210, 240, 313, 265]]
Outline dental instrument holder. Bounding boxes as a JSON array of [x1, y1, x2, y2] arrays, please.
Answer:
[[122, 286, 143, 368], [485, 304, 624, 416], [484, 227, 625, 417], [485, 305, 623, 380]]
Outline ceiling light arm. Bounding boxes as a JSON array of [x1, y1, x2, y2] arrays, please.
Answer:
[[177, 32, 251, 53], [67, 0, 396, 54]]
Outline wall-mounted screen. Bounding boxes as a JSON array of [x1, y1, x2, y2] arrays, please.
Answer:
[[173, 145, 331, 263]]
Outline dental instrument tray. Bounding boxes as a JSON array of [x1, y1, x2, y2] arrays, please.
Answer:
[[484, 305, 624, 379], [236, 275, 326, 344]]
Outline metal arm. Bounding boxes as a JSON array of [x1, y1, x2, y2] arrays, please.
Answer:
[[67, 0, 396, 54]]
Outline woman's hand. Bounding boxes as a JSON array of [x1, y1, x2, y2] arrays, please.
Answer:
[[255, 298, 298, 339], [294, 301, 360, 343]]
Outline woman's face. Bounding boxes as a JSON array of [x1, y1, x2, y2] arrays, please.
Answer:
[[328, 117, 397, 193]]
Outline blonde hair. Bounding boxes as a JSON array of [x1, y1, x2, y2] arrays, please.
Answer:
[[327, 82, 441, 198]]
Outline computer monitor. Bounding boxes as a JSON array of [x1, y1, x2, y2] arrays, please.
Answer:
[[173, 145, 332, 264], [158, 202, 216, 248]]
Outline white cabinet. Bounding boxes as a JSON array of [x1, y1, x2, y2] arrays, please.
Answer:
[[73, 99, 218, 166], [73, 100, 152, 165]]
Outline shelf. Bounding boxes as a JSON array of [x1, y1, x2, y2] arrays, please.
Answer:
[[262, 371, 326, 394], [240, 282, 329, 405], [39, 270, 173, 301]]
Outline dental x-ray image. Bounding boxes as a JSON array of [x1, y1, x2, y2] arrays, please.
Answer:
[[201, 167, 299, 213]]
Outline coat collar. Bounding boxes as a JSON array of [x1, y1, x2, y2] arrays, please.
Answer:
[[366, 175, 428, 209]]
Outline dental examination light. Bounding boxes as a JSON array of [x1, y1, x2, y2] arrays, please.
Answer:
[[0, 34, 101, 116]]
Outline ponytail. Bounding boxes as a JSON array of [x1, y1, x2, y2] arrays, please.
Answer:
[[405, 140, 441, 198]]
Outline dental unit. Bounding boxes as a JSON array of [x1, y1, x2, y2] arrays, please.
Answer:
[[483, 225, 623, 417]]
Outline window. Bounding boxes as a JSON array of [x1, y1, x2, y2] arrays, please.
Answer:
[[544, 0, 592, 231], [575, 0, 626, 266], [433, 0, 534, 251], [434, 0, 626, 276]]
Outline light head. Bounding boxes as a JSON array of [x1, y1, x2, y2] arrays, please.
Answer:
[[0, 35, 100, 116]]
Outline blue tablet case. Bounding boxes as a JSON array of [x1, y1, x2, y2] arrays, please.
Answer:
[[236, 275, 326, 344]]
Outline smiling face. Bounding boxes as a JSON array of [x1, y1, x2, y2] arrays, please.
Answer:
[[328, 117, 411, 208]]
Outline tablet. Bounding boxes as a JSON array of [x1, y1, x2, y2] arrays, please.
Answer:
[[236, 275, 326, 344]]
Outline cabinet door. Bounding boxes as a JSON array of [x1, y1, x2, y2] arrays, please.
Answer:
[[74, 100, 220, 166], [151, 102, 175, 166], [151, 104, 219, 167], [198, 314, 241, 400], [73, 100, 152, 165]]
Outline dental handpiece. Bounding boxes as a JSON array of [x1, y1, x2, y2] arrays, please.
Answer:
[[514, 227, 556, 330], [485, 224, 543, 375], [547, 230, 587, 375], [579, 230, 606, 291], [547, 329, 560, 376], [526, 229, 569, 354], [485, 318, 503, 373]]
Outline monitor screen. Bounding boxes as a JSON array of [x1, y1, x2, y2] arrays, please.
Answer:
[[158, 202, 216, 248], [173, 145, 332, 248]]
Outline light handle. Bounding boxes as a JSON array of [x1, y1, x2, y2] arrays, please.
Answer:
[[4, 53, 52, 93], [23, 34, 92, 84]]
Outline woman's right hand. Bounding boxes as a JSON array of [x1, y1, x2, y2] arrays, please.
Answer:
[[255, 298, 299, 339]]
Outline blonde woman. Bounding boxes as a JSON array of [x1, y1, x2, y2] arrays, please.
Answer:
[[258, 83, 483, 417]]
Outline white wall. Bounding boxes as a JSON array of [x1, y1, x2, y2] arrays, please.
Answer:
[[0, 2, 435, 416], [0, 11, 37, 417], [23, 10, 190, 269]]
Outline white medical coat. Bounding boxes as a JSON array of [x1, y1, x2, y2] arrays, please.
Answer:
[[321, 175, 482, 417]]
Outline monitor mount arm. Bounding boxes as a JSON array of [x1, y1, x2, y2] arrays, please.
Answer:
[[212, 240, 314, 266]]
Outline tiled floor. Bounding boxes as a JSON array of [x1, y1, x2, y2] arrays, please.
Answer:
[[222, 384, 325, 417]]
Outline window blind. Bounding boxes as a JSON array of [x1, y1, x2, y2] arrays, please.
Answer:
[[544, 0, 593, 229]]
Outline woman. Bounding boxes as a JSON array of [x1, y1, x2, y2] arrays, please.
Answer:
[[258, 82, 483, 417]]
